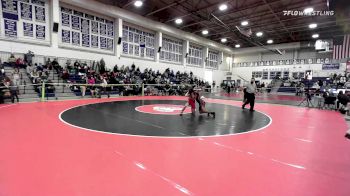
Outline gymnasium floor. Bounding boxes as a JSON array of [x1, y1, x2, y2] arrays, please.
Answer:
[[1, 95, 350, 196]]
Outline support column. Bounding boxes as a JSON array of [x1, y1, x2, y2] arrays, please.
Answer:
[[293, 49, 298, 63], [183, 40, 189, 67], [115, 18, 123, 59], [155, 32, 162, 62], [219, 51, 224, 70], [258, 52, 262, 62], [203, 47, 209, 69], [50, 0, 59, 48]]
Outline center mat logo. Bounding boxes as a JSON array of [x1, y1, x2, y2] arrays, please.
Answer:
[[153, 106, 182, 113], [135, 104, 191, 115]]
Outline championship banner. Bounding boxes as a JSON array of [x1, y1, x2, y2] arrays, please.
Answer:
[[91, 21, 98, 34], [23, 22, 33, 37], [62, 29, 70, 43], [100, 23, 106, 36], [61, 12, 70, 26], [107, 38, 113, 51], [35, 5, 45, 22], [82, 33, 90, 47], [305, 70, 313, 80], [36, 24, 45, 39], [4, 19, 17, 37], [1, 0, 19, 20], [100, 37, 107, 49], [322, 63, 340, 70], [72, 31, 80, 45], [20, 2, 32, 20], [91, 35, 98, 48], [71, 15, 80, 30]]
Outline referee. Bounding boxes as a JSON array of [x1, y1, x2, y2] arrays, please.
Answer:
[[242, 78, 257, 111]]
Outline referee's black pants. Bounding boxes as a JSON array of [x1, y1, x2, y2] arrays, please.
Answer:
[[243, 92, 255, 111]]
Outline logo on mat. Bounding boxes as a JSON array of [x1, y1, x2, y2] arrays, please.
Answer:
[[135, 104, 191, 115], [153, 106, 182, 113]]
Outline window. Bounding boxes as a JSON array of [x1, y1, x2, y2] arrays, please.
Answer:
[[292, 72, 299, 79], [122, 25, 155, 59], [276, 71, 282, 78], [269, 72, 276, 79], [160, 37, 183, 63], [252, 71, 262, 78], [207, 50, 219, 69], [187, 44, 203, 67], [60, 6, 114, 51], [283, 71, 289, 79], [1, 0, 50, 43], [262, 72, 268, 79], [256, 72, 262, 78]]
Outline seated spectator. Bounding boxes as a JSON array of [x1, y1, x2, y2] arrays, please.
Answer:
[[337, 91, 350, 110], [30, 70, 40, 83], [61, 69, 69, 81], [52, 58, 60, 74], [45, 80, 55, 93], [15, 58, 24, 69], [4, 79, 19, 103], [26, 63, 34, 75], [12, 68, 21, 86], [8, 54, 16, 67], [0, 79, 6, 104], [0, 64, 5, 79]]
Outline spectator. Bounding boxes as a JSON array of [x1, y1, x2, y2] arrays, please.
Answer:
[[242, 78, 257, 111], [8, 54, 16, 67], [5, 80, 19, 103], [337, 91, 350, 110], [87, 76, 96, 98], [30, 70, 40, 83], [52, 58, 60, 74], [24, 50, 34, 65], [45, 80, 55, 93], [12, 68, 21, 86], [15, 58, 24, 69]]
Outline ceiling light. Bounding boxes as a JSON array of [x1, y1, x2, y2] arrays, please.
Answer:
[[235, 44, 241, 48], [175, 18, 183, 24], [312, 34, 319, 38], [202, 30, 208, 35], [309, 23, 317, 29], [267, 39, 273, 44], [241, 21, 248, 26], [304, 7, 314, 14], [256, 32, 263, 37], [221, 38, 227, 43], [134, 0, 143, 7], [219, 4, 228, 11]]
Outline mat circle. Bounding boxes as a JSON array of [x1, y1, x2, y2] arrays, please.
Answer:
[[60, 100, 271, 137]]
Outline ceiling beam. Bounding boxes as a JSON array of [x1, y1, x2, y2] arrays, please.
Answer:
[[180, 0, 283, 29], [145, 0, 187, 16], [191, 1, 326, 34], [261, 0, 295, 40], [122, 0, 135, 8]]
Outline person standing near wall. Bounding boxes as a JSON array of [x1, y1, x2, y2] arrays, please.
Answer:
[[242, 78, 257, 112]]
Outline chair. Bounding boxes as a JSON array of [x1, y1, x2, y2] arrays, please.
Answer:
[[324, 96, 336, 110]]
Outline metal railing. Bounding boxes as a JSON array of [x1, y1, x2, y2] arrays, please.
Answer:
[[0, 82, 212, 103]]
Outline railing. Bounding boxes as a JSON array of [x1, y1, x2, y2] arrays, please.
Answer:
[[0, 82, 212, 103], [0, 50, 95, 67], [232, 57, 345, 68]]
